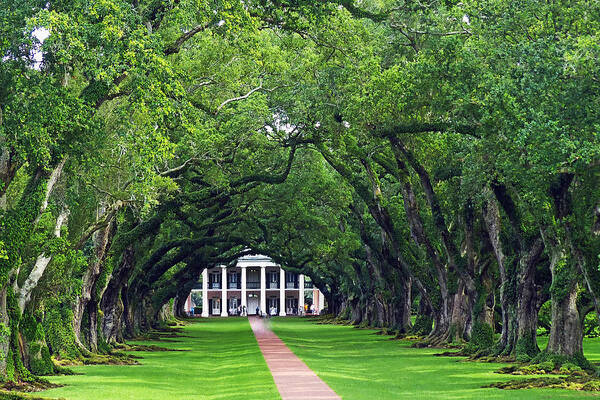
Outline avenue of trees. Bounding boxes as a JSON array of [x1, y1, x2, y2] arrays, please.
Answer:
[[1, 0, 600, 383]]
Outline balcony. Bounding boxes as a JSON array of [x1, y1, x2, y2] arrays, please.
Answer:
[[228, 282, 241, 289], [286, 282, 299, 289], [246, 281, 260, 289], [268, 282, 279, 289], [210, 282, 221, 289]]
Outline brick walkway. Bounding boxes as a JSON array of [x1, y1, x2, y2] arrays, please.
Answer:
[[249, 317, 341, 400]]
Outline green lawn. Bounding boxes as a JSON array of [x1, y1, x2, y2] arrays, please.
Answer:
[[270, 317, 600, 399], [36, 318, 600, 399], [43, 318, 279, 400]]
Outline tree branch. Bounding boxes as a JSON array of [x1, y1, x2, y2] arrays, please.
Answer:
[[165, 21, 217, 55]]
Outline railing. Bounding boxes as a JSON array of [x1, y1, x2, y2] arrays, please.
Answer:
[[268, 282, 279, 289], [286, 282, 298, 289], [304, 281, 313, 288], [246, 281, 260, 289], [228, 282, 241, 289], [210, 283, 221, 289]]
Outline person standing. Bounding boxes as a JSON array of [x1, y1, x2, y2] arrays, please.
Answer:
[[256, 306, 260, 317]]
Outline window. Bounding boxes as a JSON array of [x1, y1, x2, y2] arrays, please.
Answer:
[[211, 299, 221, 315], [268, 298, 279, 315], [228, 272, 240, 289], [286, 297, 298, 314], [210, 272, 221, 289], [268, 272, 279, 289], [286, 272, 298, 289], [228, 297, 239, 311]]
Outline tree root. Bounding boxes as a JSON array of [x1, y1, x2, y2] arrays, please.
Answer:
[[411, 332, 461, 349], [53, 351, 140, 367], [495, 361, 587, 376], [484, 375, 600, 391], [0, 379, 63, 393], [0, 391, 49, 400], [113, 343, 185, 352]]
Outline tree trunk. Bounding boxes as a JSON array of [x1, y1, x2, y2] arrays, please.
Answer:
[[0, 287, 11, 377], [547, 270, 582, 358], [514, 238, 544, 360], [101, 246, 135, 344], [87, 300, 99, 352], [490, 183, 544, 358], [449, 281, 470, 342], [542, 230, 584, 360], [0, 146, 18, 209], [483, 196, 513, 352], [73, 218, 115, 349], [18, 208, 69, 313]]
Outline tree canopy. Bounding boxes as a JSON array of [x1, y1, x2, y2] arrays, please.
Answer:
[[1, 0, 600, 382]]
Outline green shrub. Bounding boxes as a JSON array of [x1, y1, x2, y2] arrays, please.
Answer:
[[559, 363, 584, 375], [582, 380, 600, 391], [411, 315, 432, 336], [466, 322, 494, 353], [537, 301, 551, 335]]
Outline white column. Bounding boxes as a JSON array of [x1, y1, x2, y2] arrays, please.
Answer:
[[318, 289, 325, 315], [220, 266, 228, 317], [260, 266, 266, 316], [298, 274, 304, 315], [279, 268, 286, 316], [201, 268, 209, 317], [241, 266, 247, 315]]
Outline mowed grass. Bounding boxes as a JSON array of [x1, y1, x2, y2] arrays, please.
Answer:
[[42, 318, 279, 400], [270, 317, 600, 399]]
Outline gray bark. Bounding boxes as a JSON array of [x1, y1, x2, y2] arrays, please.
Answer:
[[17, 207, 69, 314], [73, 217, 116, 349]]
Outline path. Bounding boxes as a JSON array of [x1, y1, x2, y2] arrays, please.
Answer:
[[249, 316, 341, 400]]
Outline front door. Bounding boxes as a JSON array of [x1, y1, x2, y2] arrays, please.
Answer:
[[212, 298, 221, 315], [268, 297, 279, 315], [228, 298, 239, 314], [247, 295, 259, 315], [286, 298, 298, 314]]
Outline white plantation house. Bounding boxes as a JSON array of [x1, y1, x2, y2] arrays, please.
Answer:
[[185, 255, 326, 317]]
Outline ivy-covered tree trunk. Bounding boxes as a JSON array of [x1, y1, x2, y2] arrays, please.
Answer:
[[467, 263, 496, 353], [0, 287, 11, 378], [449, 280, 471, 343], [0, 146, 18, 208], [349, 296, 363, 325], [491, 183, 544, 359], [483, 196, 513, 352], [20, 311, 54, 376], [101, 246, 135, 344], [541, 173, 586, 363], [514, 241, 544, 360], [0, 162, 66, 380], [398, 277, 412, 332], [73, 220, 115, 350], [412, 297, 433, 336], [546, 249, 583, 359], [429, 299, 450, 343]]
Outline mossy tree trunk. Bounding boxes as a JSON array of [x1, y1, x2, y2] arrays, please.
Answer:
[[73, 219, 116, 351], [0, 162, 67, 381], [0, 287, 12, 379], [547, 251, 583, 358], [101, 246, 135, 344], [491, 182, 545, 359], [540, 173, 585, 362], [513, 238, 544, 360]]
